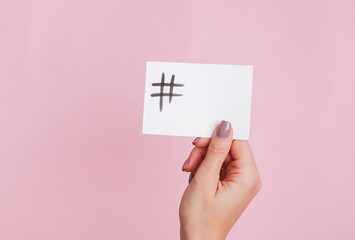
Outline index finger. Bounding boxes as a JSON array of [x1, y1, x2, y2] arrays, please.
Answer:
[[192, 137, 211, 147]]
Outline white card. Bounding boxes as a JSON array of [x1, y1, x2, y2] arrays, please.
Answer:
[[142, 62, 253, 140]]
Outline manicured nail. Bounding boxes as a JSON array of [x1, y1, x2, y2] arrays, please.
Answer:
[[182, 159, 189, 171], [188, 172, 194, 183], [192, 137, 200, 145], [217, 120, 231, 138]]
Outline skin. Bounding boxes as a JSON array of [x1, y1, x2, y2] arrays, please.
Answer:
[[179, 122, 262, 240]]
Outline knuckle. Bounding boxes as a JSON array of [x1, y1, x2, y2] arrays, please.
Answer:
[[208, 143, 228, 156], [245, 175, 262, 194], [255, 178, 262, 192]]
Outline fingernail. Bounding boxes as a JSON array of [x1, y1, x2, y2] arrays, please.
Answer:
[[182, 159, 189, 171], [217, 120, 231, 138], [192, 137, 200, 145], [188, 172, 194, 183]]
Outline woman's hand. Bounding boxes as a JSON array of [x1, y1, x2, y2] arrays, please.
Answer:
[[179, 121, 262, 240]]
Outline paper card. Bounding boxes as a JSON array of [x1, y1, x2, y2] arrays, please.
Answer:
[[142, 62, 253, 140]]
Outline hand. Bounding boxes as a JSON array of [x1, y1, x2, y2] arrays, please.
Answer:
[[179, 121, 262, 240]]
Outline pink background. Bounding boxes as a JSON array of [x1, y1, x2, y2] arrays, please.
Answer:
[[1, 0, 354, 239]]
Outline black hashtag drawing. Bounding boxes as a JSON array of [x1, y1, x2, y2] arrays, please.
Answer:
[[150, 73, 184, 112]]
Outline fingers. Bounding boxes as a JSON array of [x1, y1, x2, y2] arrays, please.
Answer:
[[192, 137, 210, 148], [182, 147, 207, 172], [230, 140, 255, 169], [224, 140, 261, 186], [193, 121, 233, 187], [182, 147, 233, 173]]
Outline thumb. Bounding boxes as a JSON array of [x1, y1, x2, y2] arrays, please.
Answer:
[[193, 120, 233, 187]]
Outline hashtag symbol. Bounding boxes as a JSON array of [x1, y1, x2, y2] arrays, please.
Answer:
[[150, 73, 184, 112]]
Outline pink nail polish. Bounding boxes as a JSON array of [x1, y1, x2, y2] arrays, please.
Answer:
[[189, 172, 194, 183], [182, 159, 189, 171], [192, 137, 200, 145], [217, 120, 231, 138]]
